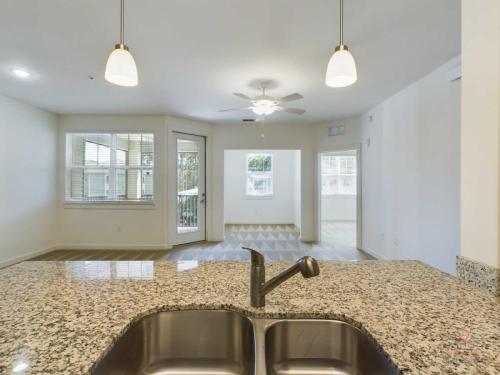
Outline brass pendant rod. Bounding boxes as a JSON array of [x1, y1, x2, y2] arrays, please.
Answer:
[[120, 0, 125, 45], [339, 0, 344, 46]]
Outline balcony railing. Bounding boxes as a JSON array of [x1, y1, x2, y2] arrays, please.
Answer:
[[177, 194, 198, 233]]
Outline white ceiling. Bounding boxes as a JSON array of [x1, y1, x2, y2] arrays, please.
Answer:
[[0, 0, 460, 124]]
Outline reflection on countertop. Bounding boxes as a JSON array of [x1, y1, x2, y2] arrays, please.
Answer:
[[64, 261, 155, 280]]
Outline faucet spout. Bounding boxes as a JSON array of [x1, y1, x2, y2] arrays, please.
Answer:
[[242, 248, 320, 308]]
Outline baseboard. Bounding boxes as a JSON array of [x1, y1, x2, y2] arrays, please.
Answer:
[[359, 247, 385, 260], [0, 245, 57, 269], [52, 244, 171, 251], [207, 237, 225, 242]]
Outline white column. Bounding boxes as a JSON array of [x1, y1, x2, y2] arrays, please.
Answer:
[[460, 0, 500, 270]]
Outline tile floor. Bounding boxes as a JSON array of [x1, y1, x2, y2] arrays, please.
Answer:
[[32, 222, 372, 262]]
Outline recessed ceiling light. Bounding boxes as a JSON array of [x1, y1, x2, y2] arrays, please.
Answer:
[[10, 68, 31, 78]]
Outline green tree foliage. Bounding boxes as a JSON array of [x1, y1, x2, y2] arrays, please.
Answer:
[[248, 154, 272, 172]]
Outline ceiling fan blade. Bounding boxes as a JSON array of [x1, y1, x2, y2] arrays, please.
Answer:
[[277, 107, 306, 115], [278, 93, 303, 103], [218, 107, 251, 112], [233, 93, 253, 101]]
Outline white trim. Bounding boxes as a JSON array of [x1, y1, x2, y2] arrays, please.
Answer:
[[244, 195, 274, 200], [0, 246, 57, 269], [317, 144, 362, 249], [63, 201, 155, 210], [169, 132, 207, 245], [360, 247, 385, 260], [206, 236, 225, 242]]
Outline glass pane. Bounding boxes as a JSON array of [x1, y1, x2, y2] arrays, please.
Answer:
[[142, 169, 154, 198], [247, 153, 272, 172], [83, 135, 111, 166], [321, 151, 357, 196], [247, 173, 273, 195], [83, 169, 110, 201], [116, 168, 127, 199], [116, 149, 127, 167], [69, 168, 84, 200], [141, 134, 154, 167], [177, 139, 200, 233], [66, 133, 154, 202]]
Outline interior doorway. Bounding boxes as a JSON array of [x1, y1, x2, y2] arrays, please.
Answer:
[[170, 133, 206, 245], [320, 148, 361, 251]]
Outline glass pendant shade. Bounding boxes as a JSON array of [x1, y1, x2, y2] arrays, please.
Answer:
[[325, 45, 357, 88], [105, 44, 138, 87]]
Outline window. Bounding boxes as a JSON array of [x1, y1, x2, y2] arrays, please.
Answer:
[[246, 153, 273, 196], [65, 133, 154, 203], [321, 154, 356, 195]]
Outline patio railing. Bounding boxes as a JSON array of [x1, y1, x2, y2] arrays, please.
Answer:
[[177, 194, 198, 231]]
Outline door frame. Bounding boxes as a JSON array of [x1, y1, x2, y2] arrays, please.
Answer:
[[168, 132, 207, 245], [316, 143, 362, 250]]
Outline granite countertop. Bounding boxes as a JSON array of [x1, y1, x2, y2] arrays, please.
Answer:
[[0, 260, 498, 374]]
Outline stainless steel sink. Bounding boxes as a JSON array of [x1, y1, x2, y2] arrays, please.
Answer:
[[92, 311, 396, 375], [92, 310, 255, 375], [264, 320, 396, 375]]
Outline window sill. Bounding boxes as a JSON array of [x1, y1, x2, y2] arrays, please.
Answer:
[[63, 201, 155, 210], [245, 195, 274, 200]]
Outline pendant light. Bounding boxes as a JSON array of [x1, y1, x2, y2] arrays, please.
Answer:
[[105, 0, 138, 86], [325, 0, 357, 88]]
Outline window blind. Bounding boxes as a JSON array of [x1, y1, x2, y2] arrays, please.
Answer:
[[65, 133, 154, 203]]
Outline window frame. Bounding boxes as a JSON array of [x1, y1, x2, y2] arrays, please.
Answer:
[[64, 131, 155, 207], [245, 152, 274, 199], [320, 154, 357, 196]]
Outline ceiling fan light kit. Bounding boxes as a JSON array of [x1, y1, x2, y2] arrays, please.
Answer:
[[105, 0, 138, 87], [219, 83, 306, 117], [325, 0, 357, 88]]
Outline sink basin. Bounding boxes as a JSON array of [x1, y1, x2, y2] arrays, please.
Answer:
[[92, 310, 255, 375], [264, 320, 396, 375]]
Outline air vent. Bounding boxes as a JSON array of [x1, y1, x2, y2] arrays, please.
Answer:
[[242, 118, 256, 122], [328, 126, 345, 136]]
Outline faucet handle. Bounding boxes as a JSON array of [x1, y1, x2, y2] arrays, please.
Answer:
[[242, 247, 265, 266]]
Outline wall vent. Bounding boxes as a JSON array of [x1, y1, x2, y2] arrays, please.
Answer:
[[242, 118, 256, 122], [328, 126, 345, 136]]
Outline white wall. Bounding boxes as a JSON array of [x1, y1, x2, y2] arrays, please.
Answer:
[[316, 117, 362, 151], [0, 95, 58, 266], [460, 0, 500, 268], [212, 123, 318, 241], [224, 149, 299, 224], [56, 114, 213, 249], [212, 120, 362, 241], [57, 115, 168, 249], [321, 196, 356, 221], [361, 57, 461, 274]]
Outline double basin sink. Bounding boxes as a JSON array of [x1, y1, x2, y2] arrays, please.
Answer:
[[92, 310, 396, 375]]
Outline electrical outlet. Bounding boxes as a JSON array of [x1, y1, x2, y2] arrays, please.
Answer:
[[117, 226, 122, 232]]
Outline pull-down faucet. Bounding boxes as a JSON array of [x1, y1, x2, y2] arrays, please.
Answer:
[[243, 247, 320, 307]]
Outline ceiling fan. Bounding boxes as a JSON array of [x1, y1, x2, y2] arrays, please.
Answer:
[[219, 83, 306, 117]]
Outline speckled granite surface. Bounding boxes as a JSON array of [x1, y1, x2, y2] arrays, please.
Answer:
[[0, 260, 498, 374], [457, 256, 500, 296]]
